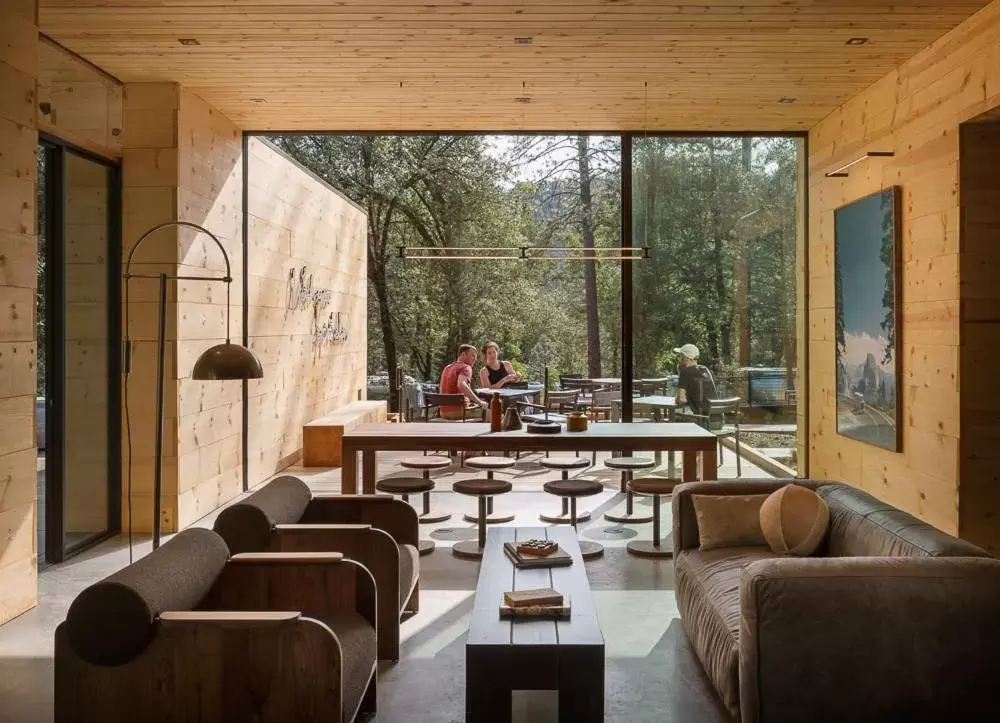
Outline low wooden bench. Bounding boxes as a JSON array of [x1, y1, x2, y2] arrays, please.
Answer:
[[303, 400, 388, 467]]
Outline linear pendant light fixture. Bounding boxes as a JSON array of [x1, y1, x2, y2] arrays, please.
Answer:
[[824, 151, 894, 178], [398, 245, 651, 261]]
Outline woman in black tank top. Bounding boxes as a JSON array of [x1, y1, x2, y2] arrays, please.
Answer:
[[478, 341, 522, 390]]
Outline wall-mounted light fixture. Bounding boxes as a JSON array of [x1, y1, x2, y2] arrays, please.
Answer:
[[824, 151, 894, 178], [398, 246, 650, 261]]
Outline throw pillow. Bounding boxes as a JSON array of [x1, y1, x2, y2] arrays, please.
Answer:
[[691, 494, 770, 551], [759, 484, 830, 556]]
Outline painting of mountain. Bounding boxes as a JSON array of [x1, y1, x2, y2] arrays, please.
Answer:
[[834, 187, 901, 452]]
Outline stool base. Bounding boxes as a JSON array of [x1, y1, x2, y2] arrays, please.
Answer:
[[539, 509, 591, 524], [626, 540, 673, 558], [419, 511, 451, 524], [603, 509, 654, 524], [452, 540, 484, 560], [418, 539, 436, 556], [579, 540, 605, 560], [463, 511, 515, 524]]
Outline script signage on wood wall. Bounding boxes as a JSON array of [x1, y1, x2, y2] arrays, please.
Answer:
[[286, 265, 349, 346]]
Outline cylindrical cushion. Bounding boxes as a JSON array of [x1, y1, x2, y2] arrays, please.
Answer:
[[629, 476, 680, 495], [604, 456, 656, 470], [543, 479, 603, 497], [453, 478, 512, 496], [65, 528, 229, 666], [539, 456, 591, 470], [400, 455, 452, 470], [213, 475, 312, 554], [376, 476, 435, 494], [464, 456, 516, 470], [759, 483, 830, 556]]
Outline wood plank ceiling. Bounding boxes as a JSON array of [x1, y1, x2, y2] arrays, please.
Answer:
[[39, 0, 991, 132]]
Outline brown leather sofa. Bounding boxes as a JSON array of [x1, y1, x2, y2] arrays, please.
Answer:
[[673, 479, 1000, 723], [213, 475, 419, 661], [55, 528, 377, 723]]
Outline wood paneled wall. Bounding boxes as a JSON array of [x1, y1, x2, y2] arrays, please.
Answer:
[[808, 0, 1000, 544], [246, 138, 367, 485], [0, 0, 38, 624]]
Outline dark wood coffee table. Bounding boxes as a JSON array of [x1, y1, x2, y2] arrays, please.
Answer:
[[466, 526, 604, 722]]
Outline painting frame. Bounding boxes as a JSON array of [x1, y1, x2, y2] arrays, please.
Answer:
[[833, 186, 902, 453]]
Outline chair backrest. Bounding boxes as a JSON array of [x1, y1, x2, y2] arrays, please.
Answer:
[[64, 528, 230, 666], [214, 475, 312, 554], [424, 392, 465, 408], [707, 396, 740, 415], [591, 389, 619, 407], [546, 390, 579, 407], [559, 374, 584, 390]]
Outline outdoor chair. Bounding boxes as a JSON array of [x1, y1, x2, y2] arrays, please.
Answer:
[[214, 476, 419, 661], [423, 392, 480, 421], [676, 396, 743, 476], [588, 389, 619, 422], [559, 374, 585, 390], [55, 528, 377, 723]]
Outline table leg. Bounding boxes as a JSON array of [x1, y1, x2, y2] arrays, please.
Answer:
[[341, 445, 358, 494], [558, 646, 604, 722], [700, 445, 718, 481], [467, 650, 512, 723], [682, 451, 698, 483], [361, 449, 377, 494], [667, 451, 676, 478]]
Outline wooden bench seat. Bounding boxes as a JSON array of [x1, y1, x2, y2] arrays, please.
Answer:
[[303, 400, 388, 467]]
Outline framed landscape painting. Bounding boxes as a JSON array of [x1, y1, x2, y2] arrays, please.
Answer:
[[834, 186, 902, 452]]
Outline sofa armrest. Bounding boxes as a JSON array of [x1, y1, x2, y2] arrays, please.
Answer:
[[672, 479, 822, 553], [305, 494, 419, 548], [739, 556, 1000, 723]]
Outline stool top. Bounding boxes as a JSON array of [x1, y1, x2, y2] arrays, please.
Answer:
[[539, 456, 591, 471], [399, 455, 452, 470], [628, 476, 680, 495], [453, 478, 513, 496], [464, 456, 517, 470], [604, 456, 656, 470], [543, 479, 604, 497], [376, 476, 435, 494]]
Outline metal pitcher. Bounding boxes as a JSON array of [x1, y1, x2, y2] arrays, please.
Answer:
[[502, 406, 523, 431]]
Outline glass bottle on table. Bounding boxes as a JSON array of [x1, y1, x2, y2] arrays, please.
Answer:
[[490, 392, 502, 432]]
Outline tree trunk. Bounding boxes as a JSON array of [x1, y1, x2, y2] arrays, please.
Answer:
[[371, 266, 398, 412], [577, 135, 602, 377]]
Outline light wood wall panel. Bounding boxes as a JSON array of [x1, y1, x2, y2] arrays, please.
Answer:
[[246, 138, 367, 485], [808, 0, 1000, 545], [37, 37, 122, 159], [0, 0, 38, 625]]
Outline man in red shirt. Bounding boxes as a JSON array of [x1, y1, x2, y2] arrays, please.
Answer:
[[438, 344, 488, 419]]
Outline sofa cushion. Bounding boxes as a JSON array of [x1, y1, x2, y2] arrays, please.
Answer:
[[314, 611, 376, 720], [214, 476, 313, 554], [399, 543, 419, 608], [691, 494, 770, 551], [65, 528, 229, 666], [818, 486, 988, 558], [675, 546, 783, 718], [760, 484, 829, 556]]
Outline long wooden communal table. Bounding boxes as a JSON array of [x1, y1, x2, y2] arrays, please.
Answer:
[[339, 421, 718, 495], [466, 526, 603, 723]]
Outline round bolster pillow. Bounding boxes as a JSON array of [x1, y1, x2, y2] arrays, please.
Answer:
[[213, 475, 312, 554], [65, 527, 229, 666]]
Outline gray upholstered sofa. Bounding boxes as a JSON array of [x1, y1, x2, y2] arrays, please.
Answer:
[[55, 527, 377, 723], [213, 475, 419, 661], [673, 479, 1000, 723]]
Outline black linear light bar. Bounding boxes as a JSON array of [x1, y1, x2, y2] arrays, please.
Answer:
[[398, 246, 651, 261], [825, 151, 894, 178]]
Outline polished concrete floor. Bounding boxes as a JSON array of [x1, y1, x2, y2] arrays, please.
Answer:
[[1, 449, 765, 722]]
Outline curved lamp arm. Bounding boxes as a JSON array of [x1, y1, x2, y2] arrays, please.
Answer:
[[124, 220, 234, 343]]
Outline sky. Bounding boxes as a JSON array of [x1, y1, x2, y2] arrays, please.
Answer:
[[835, 190, 894, 370]]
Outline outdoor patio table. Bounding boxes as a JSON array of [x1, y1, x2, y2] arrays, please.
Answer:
[[340, 422, 717, 495], [474, 385, 542, 407]]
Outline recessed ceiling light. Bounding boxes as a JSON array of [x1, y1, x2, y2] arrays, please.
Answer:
[[514, 37, 534, 45], [178, 38, 201, 46], [514, 96, 532, 103], [250, 98, 267, 104], [846, 37, 869, 46], [779, 97, 797, 104]]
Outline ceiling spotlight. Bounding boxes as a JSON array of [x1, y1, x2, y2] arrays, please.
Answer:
[[779, 97, 797, 104], [514, 37, 534, 45], [178, 38, 201, 46], [250, 98, 267, 104], [514, 96, 532, 103], [846, 37, 869, 46]]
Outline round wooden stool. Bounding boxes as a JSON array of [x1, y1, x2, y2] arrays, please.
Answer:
[[399, 455, 452, 524], [375, 476, 437, 555], [538, 456, 593, 524], [451, 478, 514, 560], [626, 476, 680, 558], [542, 479, 604, 560], [603, 457, 656, 523], [462, 456, 516, 524]]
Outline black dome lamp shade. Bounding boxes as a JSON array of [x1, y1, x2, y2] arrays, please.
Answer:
[[123, 220, 264, 550]]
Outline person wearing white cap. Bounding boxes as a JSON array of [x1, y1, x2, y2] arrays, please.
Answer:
[[672, 343, 717, 415]]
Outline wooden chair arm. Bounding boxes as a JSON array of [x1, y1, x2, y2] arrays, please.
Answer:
[[303, 495, 419, 548], [159, 611, 300, 625], [230, 552, 345, 564]]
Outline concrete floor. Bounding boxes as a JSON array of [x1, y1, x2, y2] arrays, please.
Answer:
[[1, 449, 766, 723]]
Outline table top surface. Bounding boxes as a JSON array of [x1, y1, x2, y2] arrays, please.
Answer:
[[344, 421, 714, 441], [467, 526, 603, 648], [632, 395, 678, 407], [475, 386, 542, 398]]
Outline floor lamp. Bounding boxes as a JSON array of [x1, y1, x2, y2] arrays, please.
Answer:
[[124, 221, 263, 549]]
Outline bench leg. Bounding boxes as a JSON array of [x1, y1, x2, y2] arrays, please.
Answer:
[[558, 646, 604, 723], [467, 650, 512, 723]]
